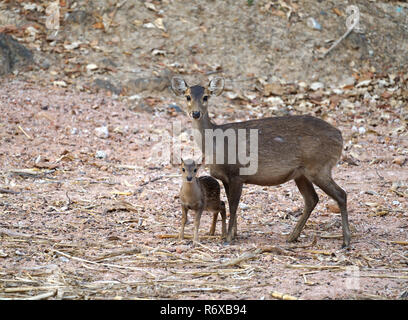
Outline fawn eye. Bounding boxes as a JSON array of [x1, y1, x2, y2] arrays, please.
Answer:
[[203, 96, 208, 102], [186, 95, 191, 101], [193, 168, 197, 173], [182, 168, 185, 172]]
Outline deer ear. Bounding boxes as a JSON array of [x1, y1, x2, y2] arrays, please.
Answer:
[[208, 77, 224, 96], [171, 77, 188, 96]]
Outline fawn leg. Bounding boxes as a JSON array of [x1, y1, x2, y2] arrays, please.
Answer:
[[193, 208, 203, 245], [287, 175, 319, 242], [179, 206, 188, 240]]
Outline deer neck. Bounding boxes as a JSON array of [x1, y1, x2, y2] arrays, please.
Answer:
[[181, 179, 202, 201], [192, 112, 215, 152]]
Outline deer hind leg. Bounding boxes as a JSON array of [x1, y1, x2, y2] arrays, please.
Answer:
[[220, 201, 227, 239], [209, 212, 217, 236], [311, 172, 351, 248], [287, 175, 319, 243]]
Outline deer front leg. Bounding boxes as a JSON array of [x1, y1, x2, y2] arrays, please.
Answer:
[[226, 180, 243, 243], [179, 206, 188, 240]]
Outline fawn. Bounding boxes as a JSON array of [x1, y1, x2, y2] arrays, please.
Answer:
[[172, 77, 351, 248], [179, 159, 227, 244]]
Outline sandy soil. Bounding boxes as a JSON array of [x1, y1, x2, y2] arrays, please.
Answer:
[[0, 78, 407, 300]]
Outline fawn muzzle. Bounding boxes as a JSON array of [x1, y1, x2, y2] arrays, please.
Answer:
[[191, 111, 201, 119]]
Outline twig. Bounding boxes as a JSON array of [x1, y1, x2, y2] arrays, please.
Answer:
[[379, 239, 408, 246], [17, 125, 32, 140], [0, 188, 19, 194], [217, 249, 262, 268], [321, 15, 359, 58], [25, 290, 57, 300], [359, 274, 408, 280], [0, 228, 33, 238], [139, 176, 163, 187], [4, 286, 60, 293], [270, 291, 299, 300], [158, 234, 219, 240], [52, 249, 155, 276], [94, 247, 142, 262], [105, 0, 127, 32], [285, 264, 346, 271]]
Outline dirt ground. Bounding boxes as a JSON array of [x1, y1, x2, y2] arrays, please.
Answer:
[[0, 0, 407, 300], [0, 76, 407, 300]]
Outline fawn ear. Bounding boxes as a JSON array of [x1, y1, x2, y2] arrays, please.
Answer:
[[171, 77, 188, 96], [208, 77, 224, 96]]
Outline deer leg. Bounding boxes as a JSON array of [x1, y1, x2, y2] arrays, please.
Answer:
[[193, 208, 203, 245], [287, 175, 319, 242], [179, 206, 188, 240], [220, 201, 227, 239], [226, 180, 243, 242], [312, 175, 351, 248], [209, 212, 217, 236]]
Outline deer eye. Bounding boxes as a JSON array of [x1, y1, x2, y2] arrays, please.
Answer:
[[182, 168, 185, 172], [193, 168, 197, 173], [186, 95, 191, 101], [203, 96, 208, 102]]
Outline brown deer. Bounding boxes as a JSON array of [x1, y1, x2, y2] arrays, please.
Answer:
[[179, 159, 227, 244], [171, 77, 351, 248]]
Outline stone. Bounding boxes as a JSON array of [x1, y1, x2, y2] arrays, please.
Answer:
[[94, 126, 109, 139], [0, 33, 33, 76], [310, 82, 324, 91]]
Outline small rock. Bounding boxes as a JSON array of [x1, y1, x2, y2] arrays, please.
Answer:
[[65, 10, 89, 24], [239, 203, 250, 210], [0, 33, 33, 76], [340, 77, 355, 88], [95, 150, 107, 159], [264, 82, 284, 96], [358, 127, 366, 134], [128, 94, 142, 101], [64, 41, 81, 50], [71, 127, 78, 135], [94, 79, 122, 95], [326, 203, 340, 213], [266, 96, 284, 106], [53, 80, 67, 87], [356, 80, 372, 88], [310, 82, 324, 91], [86, 63, 98, 71], [168, 104, 183, 113], [393, 156, 406, 166], [94, 126, 109, 139], [306, 17, 322, 30], [59, 256, 70, 263], [226, 92, 239, 100]]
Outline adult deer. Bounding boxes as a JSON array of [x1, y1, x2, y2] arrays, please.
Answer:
[[171, 77, 351, 248]]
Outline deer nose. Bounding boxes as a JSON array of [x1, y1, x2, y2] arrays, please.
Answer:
[[192, 111, 201, 119], [186, 176, 192, 182]]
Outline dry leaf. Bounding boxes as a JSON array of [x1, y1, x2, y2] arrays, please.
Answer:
[[154, 18, 166, 31]]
